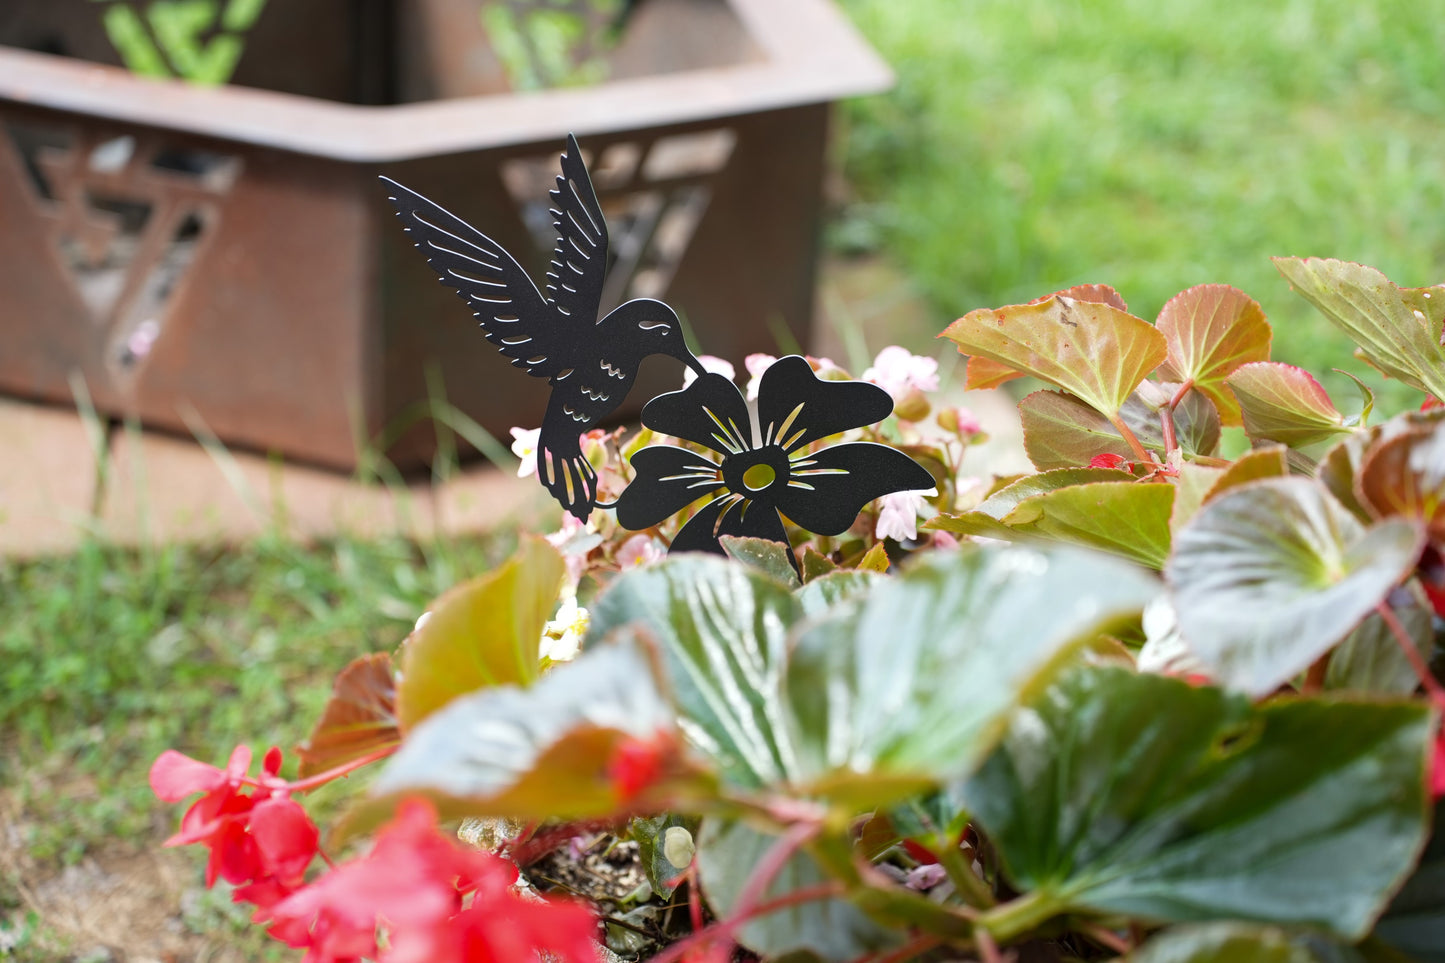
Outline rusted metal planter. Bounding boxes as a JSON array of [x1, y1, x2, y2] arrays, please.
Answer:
[[0, 1, 890, 470]]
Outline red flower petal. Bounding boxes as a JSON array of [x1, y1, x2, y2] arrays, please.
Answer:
[[262, 746, 285, 780], [607, 734, 669, 802], [1432, 729, 1445, 800], [1089, 452, 1129, 470], [249, 796, 320, 886], [150, 750, 226, 802]]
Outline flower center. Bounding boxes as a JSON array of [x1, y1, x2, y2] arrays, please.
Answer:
[[742, 463, 776, 491], [721, 445, 791, 504]]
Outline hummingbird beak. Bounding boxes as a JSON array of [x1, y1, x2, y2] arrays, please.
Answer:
[[684, 352, 708, 377]]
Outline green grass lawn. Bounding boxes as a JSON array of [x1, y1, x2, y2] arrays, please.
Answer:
[[837, 0, 1445, 413], [0, 533, 514, 958]]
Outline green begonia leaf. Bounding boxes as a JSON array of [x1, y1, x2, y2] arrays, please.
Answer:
[[1274, 257, 1445, 400], [1227, 362, 1349, 449], [964, 667, 1433, 939], [796, 569, 879, 618], [1166, 478, 1424, 696], [930, 470, 1174, 569], [1020, 386, 1220, 471], [1359, 423, 1445, 538], [1325, 586, 1436, 695], [629, 814, 698, 899], [1375, 801, 1445, 962], [1128, 923, 1362, 963], [1206, 445, 1290, 501], [586, 557, 800, 790], [722, 535, 802, 587], [589, 549, 1156, 808], [800, 547, 839, 582], [696, 819, 897, 962], [1020, 389, 1136, 469], [1155, 284, 1273, 427], [396, 536, 564, 730], [942, 295, 1167, 419], [1170, 463, 1226, 533], [340, 641, 688, 837], [780, 548, 1157, 806]]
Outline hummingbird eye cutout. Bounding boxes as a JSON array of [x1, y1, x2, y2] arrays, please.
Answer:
[[383, 136, 933, 564]]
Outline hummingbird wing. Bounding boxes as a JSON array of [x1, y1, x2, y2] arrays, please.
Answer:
[[382, 176, 574, 379], [543, 134, 609, 327]]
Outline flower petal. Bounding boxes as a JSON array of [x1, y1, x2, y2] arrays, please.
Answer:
[[775, 443, 936, 535], [640, 373, 753, 455], [150, 750, 226, 802], [756, 356, 894, 452], [616, 446, 725, 530], [670, 493, 790, 556]]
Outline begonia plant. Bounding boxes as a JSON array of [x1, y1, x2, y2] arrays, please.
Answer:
[[154, 260, 1444, 963]]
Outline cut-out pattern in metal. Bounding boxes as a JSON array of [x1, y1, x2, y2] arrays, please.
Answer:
[[501, 128, 735, 311], [3, 118, 240, 376], [614, 356, 937, 571], [383, 133, 707, 520]]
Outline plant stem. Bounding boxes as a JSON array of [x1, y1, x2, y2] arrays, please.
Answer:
[[685, 860, 705, 933], [1168, 379, 1195, 410], [1108, 414, 1152, 464], [1377, 600, 1445, 707], [857, 934, 945, 963], [731, 821, 822, 922], [1079, 921, 1133, 954], [243, 745, 398, 793], [647, 883, 845, 963], [935, 841, 995, 908], [1302, 653, 1330, 694], [1159, 408, 1178, 456], [975, 888, 1062, 943], [976, 927, 1004, 963]]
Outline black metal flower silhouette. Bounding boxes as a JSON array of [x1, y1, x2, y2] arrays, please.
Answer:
[[615, 355, 936, 563]]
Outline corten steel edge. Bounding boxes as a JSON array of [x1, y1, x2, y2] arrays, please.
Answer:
[[0, 0, 892, 471]]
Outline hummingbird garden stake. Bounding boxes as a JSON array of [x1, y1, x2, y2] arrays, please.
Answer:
[[383, 135, 705, 520], [383, 135, 934, 566]]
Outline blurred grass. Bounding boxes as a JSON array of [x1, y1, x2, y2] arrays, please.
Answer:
[[837, 0, 1445, 413], [0, 533, 513, 866]]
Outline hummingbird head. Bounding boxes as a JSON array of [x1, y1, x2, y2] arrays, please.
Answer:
[[613, 298, 706, 375]]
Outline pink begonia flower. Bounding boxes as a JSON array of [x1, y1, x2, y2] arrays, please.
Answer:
[[862, 346, 939, 402], [743, 353, 777, 401], [875, 488, 937, 542], [545, 513, 593, 586], [617, 533, 664, 569], [682, 355, 736, 388], [509, 427, 540, 478]]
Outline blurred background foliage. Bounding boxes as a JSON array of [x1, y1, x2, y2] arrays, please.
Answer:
[[835, 0, 1445, 413]]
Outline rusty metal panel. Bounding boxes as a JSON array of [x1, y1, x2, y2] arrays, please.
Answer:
[[0, 0, 889, 471]]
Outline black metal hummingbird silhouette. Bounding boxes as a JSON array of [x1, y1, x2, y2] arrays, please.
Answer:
[[382, 135, 705, 519]]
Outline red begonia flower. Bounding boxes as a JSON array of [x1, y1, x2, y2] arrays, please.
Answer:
[[263, 799, 514, 961], [404, 890, 598, 963], [1432, 729, 1445, 800], [1089, 452, 1129, 470], [607, 732, 672, 802], [150, 744, 251, 802], [152, 745, 320, 892], [249, 795, 321, 886]]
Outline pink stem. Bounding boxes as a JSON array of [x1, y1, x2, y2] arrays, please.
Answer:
[[730, 822, 821, 922], [243, 745, 398, 793], [976, 927, 1004, 963], [1377, 601, 1445, 707], [647, 883, 845, 963]]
